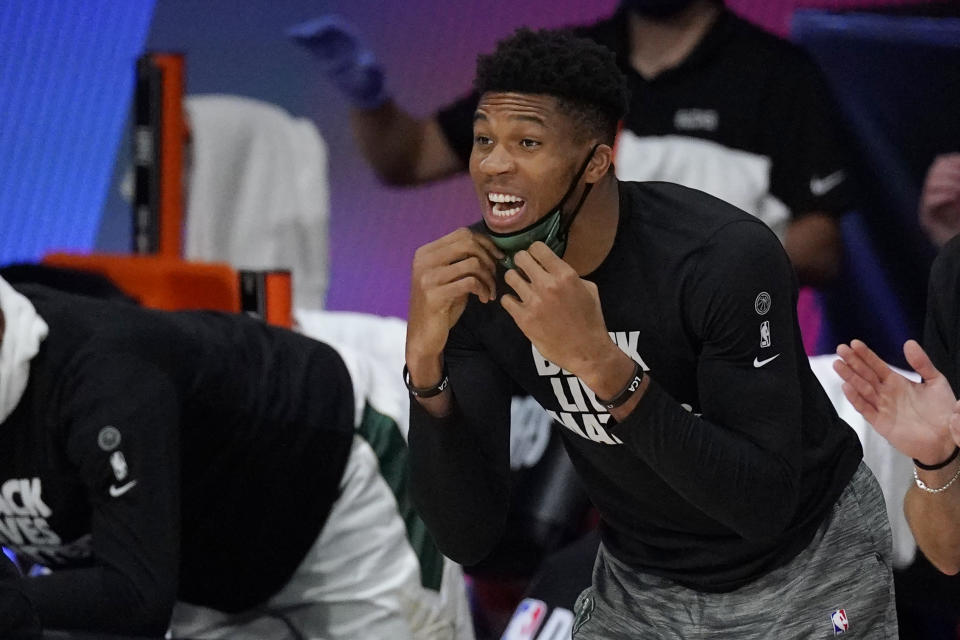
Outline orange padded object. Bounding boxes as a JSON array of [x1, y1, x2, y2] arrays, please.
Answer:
[[43, 253, 240, 313], [264, 271, 293, 328]]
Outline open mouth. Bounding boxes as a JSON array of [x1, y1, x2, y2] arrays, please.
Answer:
[[487, 192, 527, 223]]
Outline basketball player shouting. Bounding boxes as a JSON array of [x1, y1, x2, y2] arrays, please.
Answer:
[[406, 27, 897, 638]]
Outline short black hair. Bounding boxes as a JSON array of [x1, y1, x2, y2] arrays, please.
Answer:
[[474, 27, 628, 144]]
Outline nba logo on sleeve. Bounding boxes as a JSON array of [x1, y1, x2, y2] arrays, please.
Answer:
[[831, 609, 849, 634], [503, 598, 548, 640], [760, 321, 771, 348]]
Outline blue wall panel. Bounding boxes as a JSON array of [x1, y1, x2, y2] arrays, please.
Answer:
[[0, 0, 154, 264]]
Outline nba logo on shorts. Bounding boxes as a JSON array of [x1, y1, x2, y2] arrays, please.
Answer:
[[503, 598, 548, 640], [831, 608, 849, 634]]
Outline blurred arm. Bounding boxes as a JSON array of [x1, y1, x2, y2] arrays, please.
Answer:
[[350, 102, 465, 186], [783, 212, 842, 287]]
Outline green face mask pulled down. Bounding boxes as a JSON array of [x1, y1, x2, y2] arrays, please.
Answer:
[[482, 145, 598, 271]]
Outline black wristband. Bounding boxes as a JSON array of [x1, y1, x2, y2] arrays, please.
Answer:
[[594, 360, 644, 410], [914, 446, 960, 471], [403, 364, 449, 398]]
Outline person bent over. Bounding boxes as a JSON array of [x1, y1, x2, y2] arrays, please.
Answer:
[[0, 275, 468, 639]]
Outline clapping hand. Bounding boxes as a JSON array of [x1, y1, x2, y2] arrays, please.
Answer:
[[834, 339, 960, 466]]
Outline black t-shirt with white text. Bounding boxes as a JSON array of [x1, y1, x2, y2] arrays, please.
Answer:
[[0, 286, 354, 634], [409, 181, 862, 592]]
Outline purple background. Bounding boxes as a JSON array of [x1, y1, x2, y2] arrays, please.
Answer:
[[141, 0, 938, 318], [81, 0, 955, 317], [147, 0, 622, 317]]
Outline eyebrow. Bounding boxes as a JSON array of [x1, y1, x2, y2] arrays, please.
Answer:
[[473, 112, 548, 127]]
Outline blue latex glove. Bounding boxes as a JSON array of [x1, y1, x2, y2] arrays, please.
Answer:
[[287, 15, 389, 110]]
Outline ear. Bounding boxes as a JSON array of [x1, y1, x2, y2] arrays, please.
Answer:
[[584, 144, 613, 184]]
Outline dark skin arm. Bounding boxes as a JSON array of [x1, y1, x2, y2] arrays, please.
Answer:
[[784, 212, 842, 286], [350, 104, 465, 186]]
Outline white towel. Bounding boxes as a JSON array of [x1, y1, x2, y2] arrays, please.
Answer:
[[0, 276, 48, 424], [185, 94, 330, 310]]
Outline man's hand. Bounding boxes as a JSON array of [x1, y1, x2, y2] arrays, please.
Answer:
[[501, 242, 631, 397], [834, 338, 959, 465], [919, 153, 960, 248], [406, 228, 501, 390]]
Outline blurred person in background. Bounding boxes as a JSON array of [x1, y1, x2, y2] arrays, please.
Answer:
[[835, 233, 960, 576], [292, 0, 856, 288], [919, 153, 960, 248]]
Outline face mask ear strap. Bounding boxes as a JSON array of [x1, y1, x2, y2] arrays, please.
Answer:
[[559, 183, 594, 240], [557, 144, 601, 240], [552, 144, 600, 216]]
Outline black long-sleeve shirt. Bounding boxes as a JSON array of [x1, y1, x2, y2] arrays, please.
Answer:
[[0, 286, 354, 634], [0, 552, 40, 638], [924, 234, 960, 390], [410, 181, 862, 592]]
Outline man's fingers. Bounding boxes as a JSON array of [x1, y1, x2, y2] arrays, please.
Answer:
[[512, 249, 547, 284], [836, 343, 883, 387], [468, 235, 502, 275], [849, 339, 893, 382], [461, 260, 497, 302], [431, 257, 496, 301], [903, 339, 944, 382], [453, 245, 498, 282], [503, 268, 533, 302], [421, 228, 502, 269], [500, 292, 522, 323], [527, 241, 566, 271], [414, 232, 468, 270], [833, 356, 865, 386], [515, 242, 577, 286], [841, 381, 879, 426], [414, 230, 499, 301], [471, 231, 506, 260], [441, 227, 506, 264], [833, 357, 881, 404], [434, 274, 490, 305], [430, 227, 477, 249]]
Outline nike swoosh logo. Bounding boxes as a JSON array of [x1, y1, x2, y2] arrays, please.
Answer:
[[109, 480, 138, 498], [810, 170, 845, 197], [753, 354, 781, 368]]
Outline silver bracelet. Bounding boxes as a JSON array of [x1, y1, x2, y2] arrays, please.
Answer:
[[913, 461, 960, 494]]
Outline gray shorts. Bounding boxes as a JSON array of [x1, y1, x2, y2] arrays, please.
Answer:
[[572, 461, 898, 639]]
